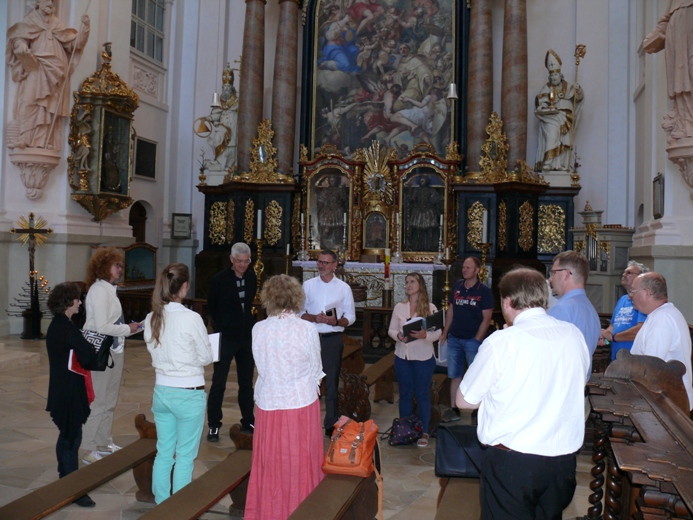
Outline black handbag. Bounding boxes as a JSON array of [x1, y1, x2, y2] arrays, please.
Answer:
[[434, 423, 483, 478], [380, 414, 423, 446], [80, 330, 114, 371]]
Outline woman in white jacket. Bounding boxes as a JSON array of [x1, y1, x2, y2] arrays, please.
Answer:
[[144, 263, 213, 504], [81, 247, 139, 464]]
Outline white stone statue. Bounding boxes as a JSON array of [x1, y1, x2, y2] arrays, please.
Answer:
[[6, 0, 90, 151], [534, 50, 584, 172], [643, 0, 693, 144]]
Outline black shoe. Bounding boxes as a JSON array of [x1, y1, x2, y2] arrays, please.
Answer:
[[74, 494, 96, 508], [240, 424, 255, 435], [325, 427, 334, 438], [207, 426, 219, 442]]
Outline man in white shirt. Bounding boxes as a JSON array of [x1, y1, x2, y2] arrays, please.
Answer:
[[301, 250, 356, 436], [629, 272, 693, 411], [457, 267, 589, 519]]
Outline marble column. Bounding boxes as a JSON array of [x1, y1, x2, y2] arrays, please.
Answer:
[[271, 0, 300, 175], [501, 0, 528, 170], [466, 0, 493, 173], [237, 0, 266, 172]]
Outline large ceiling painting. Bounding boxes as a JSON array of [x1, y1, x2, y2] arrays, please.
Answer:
[[302, 0, 468, 161]]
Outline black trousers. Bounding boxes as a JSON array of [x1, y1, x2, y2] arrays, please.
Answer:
[[480, 446, 577, 520], [56, 427, 82, 478], [320, 334, 344, 430], [207, 340, 255, 430]]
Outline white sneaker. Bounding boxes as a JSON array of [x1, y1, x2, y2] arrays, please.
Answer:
[[97, 442, 122, 455], [82, 451, 103, 465]]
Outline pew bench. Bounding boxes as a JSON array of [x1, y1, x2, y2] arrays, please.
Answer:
[[341, 336, 365, 374], [0, 437, 157, 520], [138, 449, 252, 520], [362, 351, 396, 403], [435, 477, 480, 520], [288, 473, 378, 520]]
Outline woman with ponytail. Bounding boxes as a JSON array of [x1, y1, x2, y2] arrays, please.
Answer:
[[143, 263, 213, 504]]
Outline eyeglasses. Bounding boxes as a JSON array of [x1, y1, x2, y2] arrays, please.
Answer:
[[317, 260, 335, 266], [628, 288, 640, 295], [548, 268, 570, 277]]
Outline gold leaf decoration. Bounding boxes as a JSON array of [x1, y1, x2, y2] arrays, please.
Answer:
[[467, 201, 485, 249], [226, 199, 235, 245], [518, 200, 534, 252], [498, 201, 507, 251], [209, 202, 227, 245], [244, 199, 255, 243], [265, 200, 283, 246], [538, 204, 565, 254]]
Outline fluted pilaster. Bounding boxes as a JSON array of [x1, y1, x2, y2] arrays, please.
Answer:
[[501, 0, 528, 169], [466, 0, 493, 172], [237, 0, 266, 172], [271, 0, 300, 175]]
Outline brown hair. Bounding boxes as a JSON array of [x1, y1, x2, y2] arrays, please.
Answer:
[[260, 275, 305, 316], [150, 263, 190, 347], [85, 247, 124, 288], [552, 250, 589, 284], [404, 272, 432, 318], [47, 282, 81, 316], [498, 267, 548, 311]]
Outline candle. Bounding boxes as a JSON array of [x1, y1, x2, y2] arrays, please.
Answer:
[[301, 213, 304, 225], [384, 248, 391, 279], [343, 212, 347, 225], [445, 246, 450, 259], [481, 210, 488, 244], [440, 214, 443, 227], [286, 243, 290, 255], [256, 209, 262, 239]]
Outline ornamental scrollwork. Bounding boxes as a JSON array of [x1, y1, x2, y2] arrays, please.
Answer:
[[467, 201, 485, 249], [226, 199, 235, 245], [265, 200, 283, 246], [209, 201, 227, 245], [518, 200, 534, 252], [244, 199, 255, 243], [498, 201, 507, 251], [538, 204, 565, 254]]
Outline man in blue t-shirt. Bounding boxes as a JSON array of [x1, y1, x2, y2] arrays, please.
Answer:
[[599, 261, 649, 360]]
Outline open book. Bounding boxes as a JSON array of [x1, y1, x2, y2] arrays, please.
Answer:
[[402, 309, 445, 339]]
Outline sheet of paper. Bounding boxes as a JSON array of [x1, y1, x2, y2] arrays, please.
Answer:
[[209, 332, 220, 363]]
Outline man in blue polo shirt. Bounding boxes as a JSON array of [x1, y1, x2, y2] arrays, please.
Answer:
[[548, 250, 600, 380], [598, 261, 649, 360]]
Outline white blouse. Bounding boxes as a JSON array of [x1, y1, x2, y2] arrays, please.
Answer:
[[252, 312, 325, 411]]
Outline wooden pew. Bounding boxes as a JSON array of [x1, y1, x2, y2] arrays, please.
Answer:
[[435, 477, 481, 520], [0, 437, 157, 520], [338, 352, 396, 422], [138, 450, 252, 520], [341, 335, 365, 374], [362, 351, 396, 403], [288, 473, 378, 520]]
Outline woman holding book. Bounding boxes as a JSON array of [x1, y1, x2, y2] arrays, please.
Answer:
[[388, 272, 442, 447]]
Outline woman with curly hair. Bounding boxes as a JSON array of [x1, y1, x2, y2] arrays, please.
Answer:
[[81, 247, 139, 464], [45, 282, 98, 507], [388, 272, 442, 447], [244, 275, 325, 520], [143, 263, 212, 503]]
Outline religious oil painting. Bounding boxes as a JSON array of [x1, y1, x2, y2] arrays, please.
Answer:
[[401, 169, 444, 252], [98, 111, 132, 195], [364, 211, 387, 249], [308, 169, 351, 251], [308, 0, 457, 160]]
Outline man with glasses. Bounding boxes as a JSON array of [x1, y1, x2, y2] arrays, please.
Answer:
[[599, 261, 649, 360], [548, 250, 600, 380], [301, 250, 356, 436], [630, 272, 693, 411], [206, 242, 257, 441]]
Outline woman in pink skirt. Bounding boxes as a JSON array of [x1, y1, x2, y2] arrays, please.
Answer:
[[245, 274, 325, 519]]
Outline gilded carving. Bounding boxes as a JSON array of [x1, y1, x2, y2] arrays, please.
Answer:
[[498, 201, 507, 251], [538, 204, 566, 254], [362, 141, 395, 207], [237, 119, 293, 184], [598, 241, 610, 263], [467, 201, 485, 249], [244, 199, 255, 243], [299, 144, 309, 163], [574, 240, 585, 254], [226, 199, 235, 245], [518, 201, 535, 252], [209, 201, 227, 245], [265, 200, 283, 246], [445, 140, 462, 162]]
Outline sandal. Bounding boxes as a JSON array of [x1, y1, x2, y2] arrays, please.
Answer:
[[417, 433, 429, 448]]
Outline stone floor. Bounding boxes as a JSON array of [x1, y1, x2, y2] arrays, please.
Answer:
[[0, 336, 592, 519]]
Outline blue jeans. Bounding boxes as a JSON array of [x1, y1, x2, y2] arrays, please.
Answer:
[[447, 336, 482, 379], [394, 355, 436, 433], [152, 385, 207, 504]]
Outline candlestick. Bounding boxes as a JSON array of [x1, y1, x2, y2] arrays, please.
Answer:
[[481, 210, 488, 244], [301, 213, 304, 225], [256, 209, 262, 239], [253, 239, 265, 305], [441, 253, 454, 311], [479, 243, 491, 284]]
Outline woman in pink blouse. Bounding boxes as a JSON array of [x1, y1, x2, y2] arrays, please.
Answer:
[[388, 272, 442, 447], [245, 275, 325, 520]]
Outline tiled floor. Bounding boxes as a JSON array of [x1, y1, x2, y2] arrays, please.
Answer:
[[0, 336, 591, 519]]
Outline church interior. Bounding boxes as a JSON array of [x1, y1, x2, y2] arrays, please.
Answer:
[[1, 0, 693, 518]]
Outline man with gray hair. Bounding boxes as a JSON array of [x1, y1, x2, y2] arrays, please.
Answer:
[[599, 261, 650, 360], [630, 272, 693, 411], [206, 242, 257, 441], [457, 267, 589, 518]]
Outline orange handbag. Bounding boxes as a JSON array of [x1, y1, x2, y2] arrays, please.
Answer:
[[322, 416, 379, 478]]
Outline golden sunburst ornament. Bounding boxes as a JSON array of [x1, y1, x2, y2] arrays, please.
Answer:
[[10, 213, 53, 246]]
